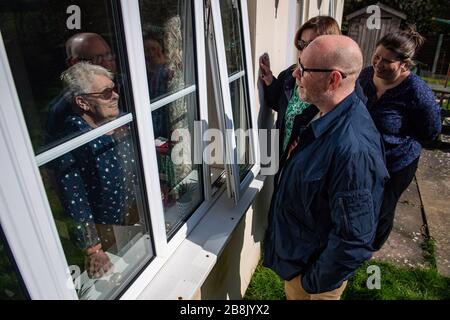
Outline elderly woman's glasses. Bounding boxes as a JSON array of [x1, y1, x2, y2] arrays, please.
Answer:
[[298, 59, 347, 79], [81, 87, 117, 100]]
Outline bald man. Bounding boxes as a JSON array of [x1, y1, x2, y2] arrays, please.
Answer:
[[65, 33, 116, 73], [263, 35, 389, 300]]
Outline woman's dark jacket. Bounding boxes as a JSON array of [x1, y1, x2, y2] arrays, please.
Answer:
[[357, 67, 441, 173]]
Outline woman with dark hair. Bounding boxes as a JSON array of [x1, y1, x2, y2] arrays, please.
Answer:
[[259, 16, 341, 175], [357, 27, 441, 250]]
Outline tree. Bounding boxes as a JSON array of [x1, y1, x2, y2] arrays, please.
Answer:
[[344, 0, 450, 34]]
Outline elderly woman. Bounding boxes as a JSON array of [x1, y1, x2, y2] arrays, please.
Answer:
[[55, 62, 139, 278], [357, 28, 442, 250], [259, 16, 341, 179]]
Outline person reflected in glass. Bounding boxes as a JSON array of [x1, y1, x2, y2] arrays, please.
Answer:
[[143, 33, 173, 100], [55, 62, 140, 279], [46, 33, 117, 143], [143, 33, 172, 139]]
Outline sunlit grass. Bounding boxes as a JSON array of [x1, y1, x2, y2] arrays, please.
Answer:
[[244, 260, 450, 300]]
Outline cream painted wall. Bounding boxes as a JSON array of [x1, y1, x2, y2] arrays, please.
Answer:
[[199, 176, 273, 299], [247, 0, 344, 116], [250, 0, 299, 86], [305, 0, 344, 27]]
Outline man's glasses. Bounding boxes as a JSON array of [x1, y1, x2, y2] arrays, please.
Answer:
[[82, 52, 115, 65], [81, 86, 117, 100], [298, 59, 347, 79], [297, 39, 312, 51]]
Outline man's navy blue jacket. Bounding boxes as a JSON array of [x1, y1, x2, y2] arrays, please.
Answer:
[[263, 91, 389, 294]]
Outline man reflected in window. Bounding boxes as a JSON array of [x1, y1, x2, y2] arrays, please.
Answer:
[[53, 62, 140, 279], [46, 33, 117, 142]]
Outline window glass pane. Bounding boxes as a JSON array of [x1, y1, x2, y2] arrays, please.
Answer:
[[153, 94, 203, 237], [206, 55, 227, 194], [139, 0, 196, 102], [1, 1, 155, 299], [0, 226, 28, 300], [230, 78, 251, 179], [0, 1, 131, 154], [139, 0, 204, 237], [40, 123, 153, 300], [220, 0, 244, 76], [220, 0, 252, 181]]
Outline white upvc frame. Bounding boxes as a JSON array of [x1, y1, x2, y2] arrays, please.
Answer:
[[118, 0, 168, 259], [36, 113, 133, 166], [120, 0, 220, 258], [238, 0, 261, 192], [0, 32, 77, 300], [210, 0, 260, 203], [120, 0, 226, 299], [150, 85, 196, 112]]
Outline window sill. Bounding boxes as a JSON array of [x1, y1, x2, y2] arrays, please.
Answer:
[[126, 174, 266, 300]]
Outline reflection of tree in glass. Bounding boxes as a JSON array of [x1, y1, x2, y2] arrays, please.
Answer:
[[164, 15, 192, 182], [0, 234, 27, 300], [220, 0, 243, 75]]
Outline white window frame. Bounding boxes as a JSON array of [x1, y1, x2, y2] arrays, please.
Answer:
[[119, 0, 220, 269], [0, 32, 77, 300], [0, 0, 260, 300], [210, 0, 260, 203]]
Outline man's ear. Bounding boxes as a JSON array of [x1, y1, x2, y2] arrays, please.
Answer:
[[75, 96, 90, 112], [329, 71, 341, 91]]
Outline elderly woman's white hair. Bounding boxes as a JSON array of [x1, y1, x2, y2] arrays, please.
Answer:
[[61, 61, 114, 99]]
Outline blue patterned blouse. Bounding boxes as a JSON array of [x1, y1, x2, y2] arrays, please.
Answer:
[[357, 67, 441, 173], [52, 115, 138, 248]]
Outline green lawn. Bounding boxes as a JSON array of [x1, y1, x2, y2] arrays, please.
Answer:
[[421, 76, 447, 86], [244, 260, 450, 300]]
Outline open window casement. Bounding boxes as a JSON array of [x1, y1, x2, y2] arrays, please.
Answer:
[[207, 0, 260, 203]]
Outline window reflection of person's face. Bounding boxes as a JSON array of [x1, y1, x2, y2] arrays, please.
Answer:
[[80, 37, 117, 73], [144, 39, 164, 65], [82, 75, 120, 125]]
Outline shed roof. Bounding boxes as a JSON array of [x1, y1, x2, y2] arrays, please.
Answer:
[[346, 2, 407, 21]]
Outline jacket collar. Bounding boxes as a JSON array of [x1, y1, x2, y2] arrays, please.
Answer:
[[310, 91, 358, 139]]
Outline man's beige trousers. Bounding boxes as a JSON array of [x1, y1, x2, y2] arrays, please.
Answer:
[[285, 275, 348, 300]]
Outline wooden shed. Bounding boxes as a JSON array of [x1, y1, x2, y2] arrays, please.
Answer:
[[346, 2, 406, 67]]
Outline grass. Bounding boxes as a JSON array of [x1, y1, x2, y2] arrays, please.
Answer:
[[421, 76, 447, 86], [244, 260, 450, 300], [243, 264, 286, 300], [420, 76, 450, 110], [422, 236, 437, 269]]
